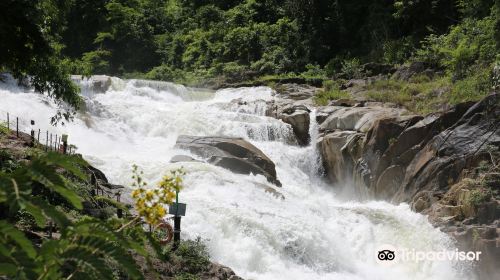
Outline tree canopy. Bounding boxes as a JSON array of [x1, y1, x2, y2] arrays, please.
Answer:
[[1, 0, 499, 97]]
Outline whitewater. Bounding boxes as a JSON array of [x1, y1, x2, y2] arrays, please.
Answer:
[[0, 76, 474, 280]]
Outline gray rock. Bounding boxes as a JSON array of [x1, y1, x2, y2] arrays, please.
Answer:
[[396, 94, 500, 202], [175, 135, 281, 187], [278, 104, 311, 146], [275, 83, 319, 100], [392, 62, 427, 81], [170, 155, 200, 163]]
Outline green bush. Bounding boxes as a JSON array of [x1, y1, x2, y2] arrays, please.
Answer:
[[383, 37, 415, 64], [451, 65, 493, 103], [414, 16, 497, 80], [469, 187, 493, 206], [341, 58, 363, 79], [174, 238, 211, 274]]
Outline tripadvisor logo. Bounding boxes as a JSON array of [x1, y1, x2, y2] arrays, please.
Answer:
[[375, 244, 481, 266], [378, 249, 395, 261]]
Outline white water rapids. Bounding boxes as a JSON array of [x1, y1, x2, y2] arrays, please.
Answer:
[[0, 76, 474, 280]]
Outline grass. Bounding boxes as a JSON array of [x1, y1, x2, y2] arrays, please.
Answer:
[[0, 122, 9, 135], [312, 79, 351, 105], [314, 89, 351, 105], [364, 75, 453, 114], [363, 64, 493, 114]]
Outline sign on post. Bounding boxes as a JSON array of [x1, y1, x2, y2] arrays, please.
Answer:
[[169, 203, 187, 216]]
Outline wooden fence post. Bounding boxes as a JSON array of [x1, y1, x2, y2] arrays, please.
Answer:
[[16, 117, 19, 137], [30, 120, 35, 147]]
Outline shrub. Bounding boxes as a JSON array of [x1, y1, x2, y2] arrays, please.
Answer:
[[341, 58, 363, 79], [450, 65, 493, 103], [383, 37, 415, 64], [174, 238, 211, 274], [469, 187, 493, 206]]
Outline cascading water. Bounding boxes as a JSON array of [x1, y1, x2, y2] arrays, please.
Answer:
[[0, 76, 474, 280]]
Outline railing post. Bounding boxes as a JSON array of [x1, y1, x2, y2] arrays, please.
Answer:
[[46, 131, 49, 152], [30, 120, 35, 147], [6, 113, 9, 130], [16, 117, 18, 137]]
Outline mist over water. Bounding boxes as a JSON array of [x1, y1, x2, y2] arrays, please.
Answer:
[[0, 77, 473, 280]]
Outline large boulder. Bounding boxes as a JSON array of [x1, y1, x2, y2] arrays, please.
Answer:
[[396, 94, 500, 202], [319, 105, 409, 133], [318, 130, 364, 183], [175, 135, 281, 187], [278, 104, 311, 146]]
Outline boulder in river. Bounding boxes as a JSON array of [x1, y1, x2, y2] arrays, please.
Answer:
[[277, 104, 311, 146], [175, 135, 281, 187]]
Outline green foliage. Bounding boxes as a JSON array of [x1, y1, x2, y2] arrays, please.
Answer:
[[341, 58, 363, 79], [468, 187, 493, 206], [0, 153, 149, 279], [174, 238, 211, 274], [0, 123, 9, 135], [414, 16, 497, 80], [364, 76, 452, 114], [450, 65, 493, 103], [314, 80, 350, 106], [383, 37, 415, 64], [0, 0, 81, 122]]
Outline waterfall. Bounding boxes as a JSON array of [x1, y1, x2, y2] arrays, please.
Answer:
[[0, 77, 474, 280]]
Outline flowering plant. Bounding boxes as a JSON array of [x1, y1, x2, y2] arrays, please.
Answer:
[[131, 165, 185, 226]]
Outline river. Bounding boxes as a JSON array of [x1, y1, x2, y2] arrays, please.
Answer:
[[0, 76, 473, 280]]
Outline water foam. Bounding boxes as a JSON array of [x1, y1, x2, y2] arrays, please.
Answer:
[[0, 77, 473, 280]]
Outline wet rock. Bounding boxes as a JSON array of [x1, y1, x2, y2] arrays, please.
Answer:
[[170, 155, 200, 163], [318, 130, 364, 183], [374, 165, 405, 200], [71, 75, 112, 93], [175, 135, 281, 187], [278, 104, 311, 146]]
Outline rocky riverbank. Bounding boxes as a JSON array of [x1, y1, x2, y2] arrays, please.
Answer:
[[263, 83, 499, 279]]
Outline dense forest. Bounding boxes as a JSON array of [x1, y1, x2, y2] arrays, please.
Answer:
[[1, 0, 500, 104]]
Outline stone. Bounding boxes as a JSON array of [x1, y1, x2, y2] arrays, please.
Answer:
[[392, 62, 426, 81], [374, 165, 405, 200], [397, 94, 500, 202], [175, 135, 281, 187], [319, 106, 409, 133], [278, 104, 311, 146], [319, 130, 363, 183], [170, 155, 200, 163], [275, 83, 319, 100]]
